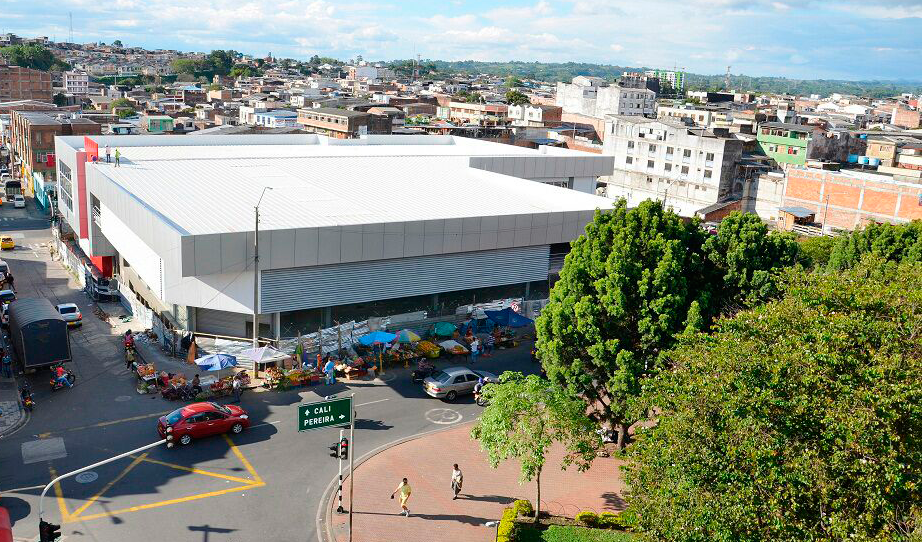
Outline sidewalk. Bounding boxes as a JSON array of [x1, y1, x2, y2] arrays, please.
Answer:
[[326, 423, 627, 542], [0, 375, 25, 437]]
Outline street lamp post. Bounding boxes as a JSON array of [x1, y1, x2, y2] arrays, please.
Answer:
[[253, 187, 272, 348]]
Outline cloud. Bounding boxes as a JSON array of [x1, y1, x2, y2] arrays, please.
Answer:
[[610, 44, 624, 52]]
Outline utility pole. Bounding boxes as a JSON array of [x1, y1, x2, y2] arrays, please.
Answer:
[[253, 187, 272, 347], [348, 393, 356, 542]]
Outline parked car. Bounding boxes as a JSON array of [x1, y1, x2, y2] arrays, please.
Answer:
[[0, 237, 13, 250], [56, 303, 83, 327], [157, 402, 250, 446], [12, 195, 24, 209], [423, 366, 498, 401]]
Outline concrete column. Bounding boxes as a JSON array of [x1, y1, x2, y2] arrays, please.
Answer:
[[430, 293, 439, 313], [524, 282, 531, 301], [322, 307, 333, 328], [273, 312, 281, 341]]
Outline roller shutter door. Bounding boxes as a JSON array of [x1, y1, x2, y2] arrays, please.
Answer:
[[261, 245, 549, 314], [196, 307, 246, 338]]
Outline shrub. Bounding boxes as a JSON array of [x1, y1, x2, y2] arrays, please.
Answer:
[[514, 499, 534, 518], [575, 510, 599, 527], [597, 512, 620, 529], [497, 507, 518, 542]]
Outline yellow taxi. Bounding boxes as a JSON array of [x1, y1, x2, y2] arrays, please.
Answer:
[[0, 236, 15, 250]]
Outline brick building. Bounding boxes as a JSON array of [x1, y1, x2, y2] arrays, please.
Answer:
[[0, 64, 53, 102], [781, 166, 922, 231], [891, 106, 921, 129], [9, 111, 100, 195], [296, 107, 391, 138]]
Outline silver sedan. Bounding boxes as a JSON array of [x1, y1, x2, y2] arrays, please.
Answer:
[[423, 366, 497, 401]]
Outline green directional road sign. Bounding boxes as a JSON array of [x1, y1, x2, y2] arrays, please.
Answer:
[[298, 397, 353, 432]]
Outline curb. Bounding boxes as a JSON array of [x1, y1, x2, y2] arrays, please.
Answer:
[[0, 378, 29, 440], [316, 419, 477, 542]]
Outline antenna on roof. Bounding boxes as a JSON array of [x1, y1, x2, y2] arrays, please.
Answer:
[[725, 65, 731, 92]]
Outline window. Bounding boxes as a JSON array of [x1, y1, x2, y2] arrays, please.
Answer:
[[706, 152, 714, 161], [649, 144, 657, 153], [626, 156, 633, 165], [681, 166, 689, 174], [789, 147, 799, 155], [666, 146, 674, 155], [683, 149, 691, 157], [646, 177, 653, 183], [58, 162, 74, 211], [665, 163, 672, 172], [704, 170, 712, 179], [627, 141, 635, 149], [647, 160, 655, 169]]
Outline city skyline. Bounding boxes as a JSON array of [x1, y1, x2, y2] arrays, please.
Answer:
[[1, 0, 920, 81]]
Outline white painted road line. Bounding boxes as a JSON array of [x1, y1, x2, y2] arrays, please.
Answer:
[[356, 398, 390, 407]]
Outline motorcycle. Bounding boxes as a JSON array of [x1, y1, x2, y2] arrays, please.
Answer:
[[411, 360, 437, 383], [49, 365, 76, 391], [20, 385, 34, 411]]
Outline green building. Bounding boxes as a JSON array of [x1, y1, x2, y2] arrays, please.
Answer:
[[756, 122, 815, 166], [144, 115, 175, 134]]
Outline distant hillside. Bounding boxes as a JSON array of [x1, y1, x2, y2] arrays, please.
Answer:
[[423, 60, 922, 98]]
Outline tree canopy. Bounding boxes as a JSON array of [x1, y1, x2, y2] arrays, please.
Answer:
[[0, 44, 69, 71], [826, 220, 922, 271], [624, 257, 922, 541], [471, 372, 598, 521], [536, 204, 801, 448], [505, 89, 530, 106]]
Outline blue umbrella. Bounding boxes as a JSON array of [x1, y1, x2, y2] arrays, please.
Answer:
[[358, 331, 397, 346], [194, 353, 238, 371]]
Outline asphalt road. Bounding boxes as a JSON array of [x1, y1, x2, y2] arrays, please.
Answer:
[[0, 199, 538, 542]]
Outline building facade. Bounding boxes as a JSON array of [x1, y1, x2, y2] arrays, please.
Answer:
[[53, 134, 613, 338], [507, 104, 562, 127], [296, 107, 391, 138], [254, 110, 299, 128], [0, 65, 53, 102], [63, 71, 90, 95], [644, 69, 685, 93], [782, 166, 922, 231], [756, 122, 815, 166], [9, 111, 99, 195], [601, 116, 744, 217], [555, 78, 655, 118]]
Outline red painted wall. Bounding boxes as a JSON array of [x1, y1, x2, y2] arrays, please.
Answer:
[[90, 255, 113, 277]]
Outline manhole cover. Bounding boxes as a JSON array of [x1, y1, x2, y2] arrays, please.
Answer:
[[114, 395, 133, 402], [75, 472, 98, 484]]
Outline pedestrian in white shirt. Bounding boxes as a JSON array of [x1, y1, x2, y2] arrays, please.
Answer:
[[451, 464, 463, 499]]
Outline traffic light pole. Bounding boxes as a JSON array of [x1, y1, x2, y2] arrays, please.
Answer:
[[39, 439, 167, 522], [336, 428, 345, 514], [348, 393, 355, 542]]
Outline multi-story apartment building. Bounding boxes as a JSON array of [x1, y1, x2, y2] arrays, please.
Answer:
[[506, 104, 562, 127], [253, 110, 299, 128], [657, 105, 716, 127], [0, 64, 53, 102], [600, 115, 743, 217], [296, 107, 391, 138], [63, 71, 89, 95], [9, 110, 100, 195], [756, 122, 815, 166], [644, 69, 685, 93], [555, 77, 655, 118], [441, 102, 509, 125]]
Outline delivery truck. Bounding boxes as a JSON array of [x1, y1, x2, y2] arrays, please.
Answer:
[[8, 298, 71, 370]]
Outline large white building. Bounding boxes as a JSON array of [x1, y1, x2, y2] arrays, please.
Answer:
[[601, 116, 743, 217], [63, 71, 89, 95], [556, 77, 656, 118], [54, 134, 613, 338]]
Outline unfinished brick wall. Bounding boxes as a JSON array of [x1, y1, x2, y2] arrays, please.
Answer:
[[783, 168, 922, 230]]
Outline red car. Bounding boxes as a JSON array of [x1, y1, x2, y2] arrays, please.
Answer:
[[157, 402, 250, 446]]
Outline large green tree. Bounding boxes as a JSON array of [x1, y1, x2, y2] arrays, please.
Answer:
[[536, 199, 711, 448], [206, 49, 237, 76], [505, 89, 530, 106], [826, 220, 922, 271], [625, 258, 922, 541], [0, 44, 67, 71], [703, 211, 799, 305], [171, 58, 200, 75], [471, 372, 598, 522]]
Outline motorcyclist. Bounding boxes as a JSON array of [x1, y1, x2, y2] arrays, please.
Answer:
[[124, 331, 135, 350], [54, 365, 72, 388], [473, 377, 484, 402]]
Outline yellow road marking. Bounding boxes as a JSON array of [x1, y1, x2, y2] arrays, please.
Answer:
[[73, 483, 263, 522], [130, 455, 257, 485], [70, 452, 149, 518], [48, 467, 73, 523], [223, 434, 264, 484], [65, 434, 264, 523]]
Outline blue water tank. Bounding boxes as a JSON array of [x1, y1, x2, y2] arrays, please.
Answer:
[[848, 154, 859, 163], [860, 134, 867, 139], [868, 158, 880, 166], [859, 156, 870, 165]]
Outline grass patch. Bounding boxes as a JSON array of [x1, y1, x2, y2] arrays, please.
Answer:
[[535, 525, 638, 542]]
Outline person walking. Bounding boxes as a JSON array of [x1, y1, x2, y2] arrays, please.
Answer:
[[451, 464, 463, 499], [469, 337, 480, 363], [231, 373, 243, 403], [1, 350, 11, 378], [390, 478, 412, 517], [483, 332, 495, 357], [114, 148, 121, 167], [105, 144, 111, 163], [324, 357, 336, 385]]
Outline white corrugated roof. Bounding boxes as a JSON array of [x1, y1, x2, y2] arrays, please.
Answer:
[[93, 149, 611, 235]]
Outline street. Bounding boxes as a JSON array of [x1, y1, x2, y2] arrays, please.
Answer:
[[0, 198, 538, 542]]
